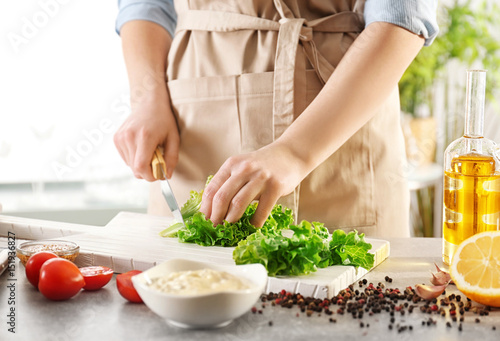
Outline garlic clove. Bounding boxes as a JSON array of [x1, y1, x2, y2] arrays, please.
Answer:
[[430, 271, 452, 286], [415, 283, 449, 300], [432, 263, 453, 285]]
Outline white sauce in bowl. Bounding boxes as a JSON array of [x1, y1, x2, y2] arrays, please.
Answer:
[[148, 268, 251, 295]]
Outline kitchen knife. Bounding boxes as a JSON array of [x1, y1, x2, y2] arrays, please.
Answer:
[[151, 147, 185, 227]]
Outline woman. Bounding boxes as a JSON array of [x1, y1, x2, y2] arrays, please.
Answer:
[[114, 0, 438, 237]]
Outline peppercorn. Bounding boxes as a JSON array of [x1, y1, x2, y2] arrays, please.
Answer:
[[268, 321, 273, 327]]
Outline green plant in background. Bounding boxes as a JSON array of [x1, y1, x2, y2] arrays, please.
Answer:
[[399, 0, 500, 117]]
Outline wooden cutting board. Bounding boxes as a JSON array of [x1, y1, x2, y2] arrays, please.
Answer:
[[0, 212, 389, 298]]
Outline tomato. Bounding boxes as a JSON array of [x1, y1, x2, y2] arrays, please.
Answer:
[[80, 266, 114, 291], [116, 270, 143, 303], [38, 258, 85, 301], [25, 251, 58, 288]]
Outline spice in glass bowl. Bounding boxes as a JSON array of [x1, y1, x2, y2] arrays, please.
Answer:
[[16, 240, 80, 266]]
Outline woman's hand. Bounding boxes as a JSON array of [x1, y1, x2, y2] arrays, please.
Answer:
[[114, 92, 179, 181], [200, 143, 308, 228], [114, 21, 176, 180]]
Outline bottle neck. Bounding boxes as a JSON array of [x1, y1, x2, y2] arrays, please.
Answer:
[[464, 70, 486, 138]]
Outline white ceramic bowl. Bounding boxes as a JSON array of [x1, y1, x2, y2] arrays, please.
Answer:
[[132, 259, 268, 329]]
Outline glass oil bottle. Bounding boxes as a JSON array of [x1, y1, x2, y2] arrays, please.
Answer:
[[442, 70, 500, 265]]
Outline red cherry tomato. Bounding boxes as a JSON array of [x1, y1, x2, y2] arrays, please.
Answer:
[[38, 258, 85, 301], [116, 270, 143, 303], [25, 251, 58, 288], [80, 266, 114, 291]]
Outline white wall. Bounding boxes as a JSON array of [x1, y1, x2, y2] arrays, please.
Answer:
[[0, 0, 132, 183], [0, 1, 150, 224]]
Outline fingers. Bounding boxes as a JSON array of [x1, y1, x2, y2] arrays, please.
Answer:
[[200, 168, 231, 223], [202, 176, 280, 227], [134, 131, 158, 181], [200, 158, 282, 227], [250, 192, 279, 228], [163, 133, 179, 179], [113, 109, 180, 181], [224, 182, 261, 224], [113, 124, 136, 174]]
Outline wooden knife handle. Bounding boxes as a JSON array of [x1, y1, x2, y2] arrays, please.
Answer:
[[151, 146, 166, 180]]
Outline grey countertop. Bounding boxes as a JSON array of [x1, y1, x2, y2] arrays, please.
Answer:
[[1, 236, 499, 341]]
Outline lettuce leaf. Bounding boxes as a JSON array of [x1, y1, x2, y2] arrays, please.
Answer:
[[233, 220, 330, 276], [233, 225, 374, 276], [321, 229, 375, 270], [159, 176, 374, 276], [174, 202, 293, 247]]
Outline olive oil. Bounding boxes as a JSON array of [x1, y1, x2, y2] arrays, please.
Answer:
[[443, 154, 500, 264], [442, 70, 500, 265]]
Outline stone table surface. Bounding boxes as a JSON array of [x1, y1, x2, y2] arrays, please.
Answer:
[[1, 215, 499, 341]]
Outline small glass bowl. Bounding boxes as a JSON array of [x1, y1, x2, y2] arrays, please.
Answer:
[[16, 240, 80, 266]]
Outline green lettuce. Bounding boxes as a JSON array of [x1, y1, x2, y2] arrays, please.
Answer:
[[233, 221, 329, 276], [233, 225, 375, 276], [159, 176, 374, 276], [159, 176, 210, 238], [321, 229, 375, 270], [159, 176, 294, 245]]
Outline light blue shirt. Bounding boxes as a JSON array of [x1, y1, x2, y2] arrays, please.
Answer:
[[116, 0, 439, 46]]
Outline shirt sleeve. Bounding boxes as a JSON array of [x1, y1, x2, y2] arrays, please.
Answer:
[[364, 0, 439, 46], [115, 0, 177, 37]]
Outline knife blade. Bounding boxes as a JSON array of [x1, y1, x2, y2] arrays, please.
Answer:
[[151, 147, 185, 227]]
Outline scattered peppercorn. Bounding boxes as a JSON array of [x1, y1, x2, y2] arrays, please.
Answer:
[[258, 279, 493, 334]]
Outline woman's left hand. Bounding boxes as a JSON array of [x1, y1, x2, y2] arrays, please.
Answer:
[[199, 143, 308, 228]]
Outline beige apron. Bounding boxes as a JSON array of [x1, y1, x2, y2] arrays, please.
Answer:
[[149, 0, 410, 238]]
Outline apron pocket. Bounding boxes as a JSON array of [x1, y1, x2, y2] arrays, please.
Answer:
[[165, 75, 242, 208]]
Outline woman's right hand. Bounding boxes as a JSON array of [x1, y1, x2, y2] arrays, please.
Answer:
[[115, 20, 176, 181], [113, 90, 180, 181]]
